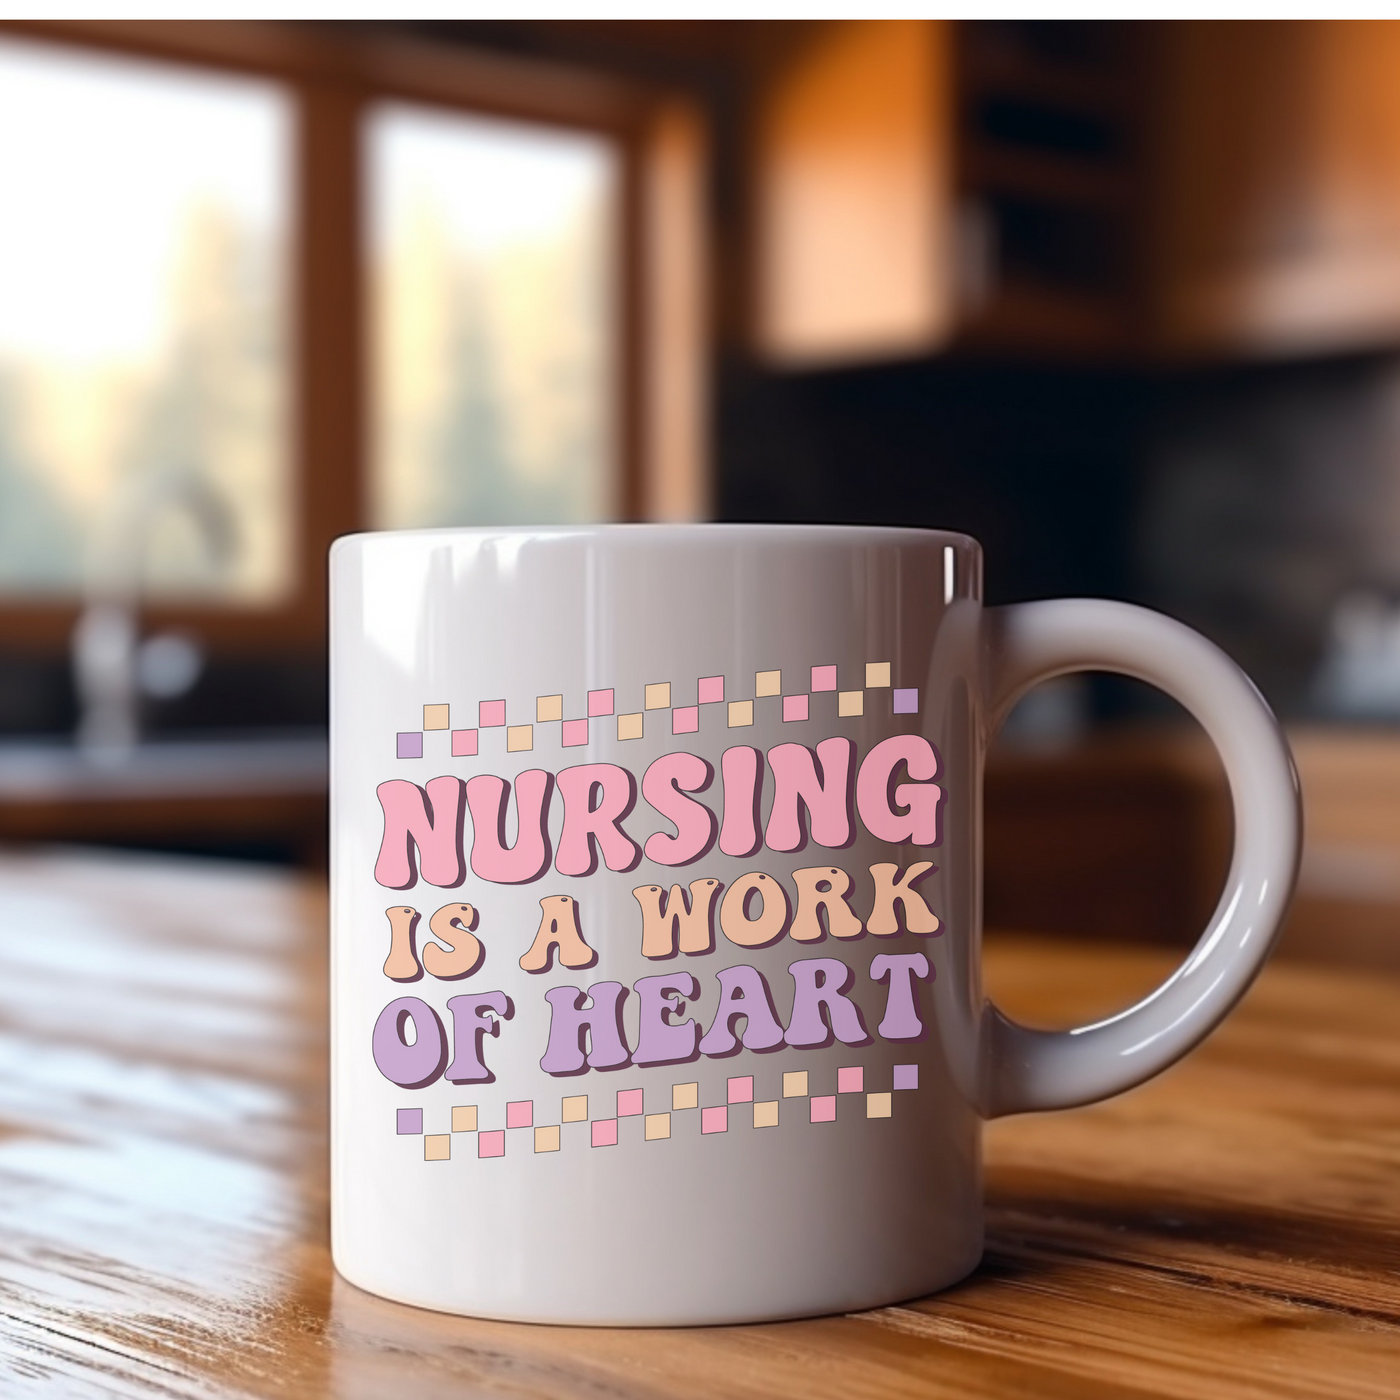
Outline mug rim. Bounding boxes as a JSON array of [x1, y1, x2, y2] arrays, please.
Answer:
[[332, 521, 981, 555]]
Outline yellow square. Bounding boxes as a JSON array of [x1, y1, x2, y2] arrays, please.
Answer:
[[727, 700, 753, 728], [562, 1095, 588, 1123], [644, 1112, 671, 1140], [783, 1071, 808, 1098], [753, 1100, 779, 1128], [618, 712, 643, 740], [755, 669, 781, 697], [424, 1134, 450, 1161], [644, 682, 671, 710], [535, 1124, 561, 1153], [867, 1092, 892, 1119], [423, 704, 450, 730], [536, 694, 563, 722], [866, 662, 891, 688], [672, 1081, 699, 1110], [838, 690, 864, 717], [507, 724, 533, 752], [451, 1105, 477, 1133]]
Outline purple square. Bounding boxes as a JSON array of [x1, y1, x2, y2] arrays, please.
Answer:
[[811, 664, 837, 692], [672, 706, 698, 735], [701, 1105, 728, 1135], [478, 1129, 505, 1158], [838, 1065, 863, 1093], [396, 1108, 422, 1134], [562, 718, 588, 747], [479, 699, 506, 727], [617, 1088, 644, 1117], [893, 688, 919, 715], [396, 732, 423, 759], [782, 694, 809, 722], [506, 1100, 533, 1129], [592, 1118, 618, 1147], [698, 675, 725, 704], [588, 689, 614, 717], [893, 1063, 918, 1090], [810, 1095, 837, 1123], [451, 729, 478, 757], [727, 1075, 753, 1104]]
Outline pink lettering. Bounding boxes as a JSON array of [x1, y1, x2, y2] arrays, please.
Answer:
[[765, 738, 854, 851], [555, 763, 641, 876], [719, 745, 763, 857], [464, 771, 554, 883], [374, 777, 465, 889], [855, 735, 942, 846], [641, 751, 716, 866]]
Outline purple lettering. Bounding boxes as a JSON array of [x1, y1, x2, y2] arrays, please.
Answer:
[[870, 952, 932, 1040], [539, 981, 631, 1075], [633, 972, 701, 1066], [785, 957, 870, 1048], [445, 991, 512, 1081], [371, 996, 448, 1088], [697, 964, 786, 1056]]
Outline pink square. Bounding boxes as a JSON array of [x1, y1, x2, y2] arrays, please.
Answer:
[[478, 1129, 505, 1157], [698, 675, 724, 704], [592, 1118, 618, 1147], [588, 689, 614, 717], [561, 718, 588, 747], [617, 1088, 644, 1117], [811, 665, 837, 692], [480, 699, 506, 727], [810, 1096, 836, 1123], [506, 1100, 533, 1128], [451, 729, 478, 757], [838, 1066, 864, 1094], [782, 694, 809, 722], [672, 706, 698, 735], [727, 1075, 753, 1104], [701, 1105, 728, 1135]]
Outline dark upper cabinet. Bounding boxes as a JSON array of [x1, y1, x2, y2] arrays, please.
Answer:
[[1150, 20, 1400, 357], [750, 19, 1400, 365]]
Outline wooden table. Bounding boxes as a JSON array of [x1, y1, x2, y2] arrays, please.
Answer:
[[1, 849, 1399, 1398]]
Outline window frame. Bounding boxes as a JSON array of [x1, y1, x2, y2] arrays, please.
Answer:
[[0, 20, 705, 655]]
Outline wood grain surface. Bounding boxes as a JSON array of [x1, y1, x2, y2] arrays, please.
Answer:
[[0, 848, 1398, 1398]]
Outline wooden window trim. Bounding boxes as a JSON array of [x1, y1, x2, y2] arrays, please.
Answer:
[[0, 20, 707, 655]]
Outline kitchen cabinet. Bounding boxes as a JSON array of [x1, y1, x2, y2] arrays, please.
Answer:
[[750, 20, 1145, 363], [751, 19, 1400, 365], [1151, 20, 1400, 356], [750, 20, 955, 365]]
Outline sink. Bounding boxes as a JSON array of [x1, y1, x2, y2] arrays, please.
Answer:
[[0, 731, 327, 802]]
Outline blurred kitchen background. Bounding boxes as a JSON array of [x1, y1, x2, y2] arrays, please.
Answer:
[[3, 18, 1400, 966]]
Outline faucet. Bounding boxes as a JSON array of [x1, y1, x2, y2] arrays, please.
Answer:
[[71, 465, 237, 765]]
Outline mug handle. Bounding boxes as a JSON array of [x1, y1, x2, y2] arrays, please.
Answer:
[[979, 598, 1302, 1117]]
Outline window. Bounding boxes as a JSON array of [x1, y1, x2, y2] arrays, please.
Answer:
[[0, 22, 706, 651], [370, 104, 620, 529], [0, 35, 292, 602]]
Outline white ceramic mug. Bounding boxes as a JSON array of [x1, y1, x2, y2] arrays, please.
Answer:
[[329, 524, 1299, 1325]]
